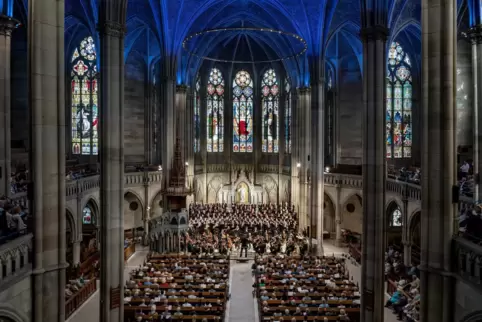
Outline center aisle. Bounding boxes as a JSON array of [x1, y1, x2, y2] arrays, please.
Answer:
[[227, 261, 258, 322]]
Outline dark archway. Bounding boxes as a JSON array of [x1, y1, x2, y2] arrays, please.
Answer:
[[386, 201, 403, 247], [81, 199, 99, 264], [65, 210, 75, 271], [409, 211, 421, 265]]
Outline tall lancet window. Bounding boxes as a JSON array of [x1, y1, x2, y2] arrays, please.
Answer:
[[233, 70, 254, 153], [261, 69, 280, 153], [386, 42, 412, 159], [71, 36, 99, 155], [194, 76, 201, 153], [206, 68, 225, 152], [285, 79, 292, 154]]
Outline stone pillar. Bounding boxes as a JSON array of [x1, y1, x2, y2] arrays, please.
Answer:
[[359, 25, 388, 322], [176, 85, 188, 157], [290, 91, 299, 210], [73, 241, 81, 265], [420, 1, 456, 321], [297, 87, 311, 231], [467, 25, 482, 200], [335, 185, 342, 246], [402, 197, 410, 266], [29, 0, 67, 321], [160, 59, 176, 190], [98, 20, 126, 322], [310, 60, 325, 256], [185, 88, 194, 189], [0, 16, 16, 197]]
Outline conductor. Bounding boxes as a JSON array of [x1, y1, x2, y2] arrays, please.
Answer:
[[240, 233, 249, 258]]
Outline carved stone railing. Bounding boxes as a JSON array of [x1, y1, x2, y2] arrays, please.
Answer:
[[453, 237, 482, 291], [207, 164, 229, 173], [0, 233, 32, 283], [323, 173, 422, 201]]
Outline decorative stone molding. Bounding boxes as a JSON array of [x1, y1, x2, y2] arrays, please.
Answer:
[[176, 85, 188, 93], [0, 234, 32, 282], [98, 21, 126, 38], [259, 164, 279, 174], [453, 237, 482, 292], [465, 25, 482, 45]]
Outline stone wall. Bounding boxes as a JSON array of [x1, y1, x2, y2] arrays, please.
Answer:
[[124, 54, 146, 164], [454, 279, 482, 322], [456, 38, 473, 150], [0, 275, 31, 322], [337, 54, 363, 165]]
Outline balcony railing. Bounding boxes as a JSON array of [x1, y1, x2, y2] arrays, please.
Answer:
[[453, 236, 482, 291], [0, 233, 32, 282], [323, 173, 422, 201]]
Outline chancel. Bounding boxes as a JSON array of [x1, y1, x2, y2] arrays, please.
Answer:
[[0, 0, 481, 322]]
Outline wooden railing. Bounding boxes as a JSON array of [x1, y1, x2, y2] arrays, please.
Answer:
[[349, 243, 361, 264], [65, 278, 97, 319], [124, 243, 136, 262]]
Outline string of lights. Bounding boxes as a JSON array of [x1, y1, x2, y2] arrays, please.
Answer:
[[182, 27, 308, 64]]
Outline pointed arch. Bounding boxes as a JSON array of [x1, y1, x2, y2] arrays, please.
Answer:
[[82, 198, 99, 226], [284, 76, 292, 154], [66, 209, 76, 244], [386, 200, 403, 227], [194, 75, 201, 153]]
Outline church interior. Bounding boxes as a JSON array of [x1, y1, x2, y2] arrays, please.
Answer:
[[0, 0, 481, 321]]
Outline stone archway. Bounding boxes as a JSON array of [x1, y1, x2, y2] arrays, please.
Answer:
[[81, 199, 99, 264], [323, 193, 336, 236], [409, 211, 421, 265], [386, 201, 403, 246], [340, 194, 363, 234], [66, 209, 75, 267], [461, 310, 482, 322], [124, 191, 145, 239]]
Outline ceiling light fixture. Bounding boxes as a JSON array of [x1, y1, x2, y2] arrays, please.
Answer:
[[182, 27, 308, 64]]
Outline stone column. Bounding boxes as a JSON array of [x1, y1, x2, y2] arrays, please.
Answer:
[[402, 197, 410, 266], [297, 87, 311, 231], [290, 91, 299, 209], [176, 85, 188, 157], [160, 58, 176, 189], [29, 0, 67, 321], [186, 88, 194, 188], [0, 16, 17, 197], [310, 60, 325, 256], [335, 185, 342, 246], [73, 241, 81, 265], [359, 25, 388, 322], [420, 1, 456, 321], [467, 25, 482, 200], [98, 20, 126, 322]]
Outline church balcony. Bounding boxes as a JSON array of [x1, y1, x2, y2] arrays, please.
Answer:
[[453, 236, 482, 292], [0, 233, 33, 288]]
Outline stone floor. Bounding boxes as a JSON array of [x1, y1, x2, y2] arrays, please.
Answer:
[[226, 261, 258, 322], [67, 242, 400, 322]]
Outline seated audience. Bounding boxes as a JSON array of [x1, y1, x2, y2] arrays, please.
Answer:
[[0, 196, 29, 243], [124, 253, 229, 321], [254, 254, 361, 321]]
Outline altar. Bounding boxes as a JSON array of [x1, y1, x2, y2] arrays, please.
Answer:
[[219, 169, 264, 204]]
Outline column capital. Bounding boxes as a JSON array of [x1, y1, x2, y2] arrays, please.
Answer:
[[360, 25, 389, 42], [298, 87, 311, 94], [97, 20, 126, 38], [464, 25, 482, 45], [176, 84, 188, 93], [0, 15, 19, 36]]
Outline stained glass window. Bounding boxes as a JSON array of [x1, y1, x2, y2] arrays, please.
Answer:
[[71, 36, 99, 155], [261, 69, 279, 153], [194, 76, 201, 153], [83, 206, 92, 225], [390, 208, 402, 227], [207, 68, 225, 152], [285, 79, 292, 154], [233, 70, 254, 153], [386, 42, 412, 159]]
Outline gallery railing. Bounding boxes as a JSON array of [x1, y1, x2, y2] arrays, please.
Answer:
[[453, 236, 482, 292]]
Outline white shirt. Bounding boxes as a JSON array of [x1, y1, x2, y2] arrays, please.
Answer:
[[461, 163, 470, 173]]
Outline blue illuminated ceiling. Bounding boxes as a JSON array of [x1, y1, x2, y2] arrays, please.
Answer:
[[56, 0, 473, 86]]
